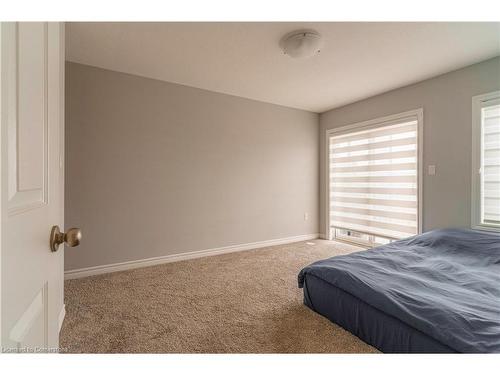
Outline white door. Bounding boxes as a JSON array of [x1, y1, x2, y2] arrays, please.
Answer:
[[1, 22, 68, 353]]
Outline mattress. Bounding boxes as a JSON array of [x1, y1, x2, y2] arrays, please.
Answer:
[[302, 273, 455, 353], [298, 228, 500, 353]]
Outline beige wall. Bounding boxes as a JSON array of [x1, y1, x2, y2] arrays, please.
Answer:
[[66, 56, 500, 270], [319, 56, 500, 237], [65, 62, 319, 271]]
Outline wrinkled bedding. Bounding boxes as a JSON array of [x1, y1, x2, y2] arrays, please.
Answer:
[[298, 228, 500, 353]]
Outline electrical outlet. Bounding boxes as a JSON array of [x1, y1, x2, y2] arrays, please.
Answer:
[[304, 213, 309, 221], [428, 165, 436, 175]]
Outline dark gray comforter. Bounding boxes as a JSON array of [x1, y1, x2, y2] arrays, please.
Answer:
[[298, 228, 500, 353]]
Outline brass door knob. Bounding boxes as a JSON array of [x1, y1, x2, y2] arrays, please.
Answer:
[[50, 225, 82, 252]]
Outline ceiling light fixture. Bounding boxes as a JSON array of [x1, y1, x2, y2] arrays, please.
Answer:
[[280, 29, 323, 59]]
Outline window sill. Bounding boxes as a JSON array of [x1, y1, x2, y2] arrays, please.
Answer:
[[471, 224, 500, 233]]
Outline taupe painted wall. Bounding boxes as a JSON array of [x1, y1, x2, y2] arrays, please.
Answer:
[[319, 56, 500, 237], [65, 62, 319, 270]]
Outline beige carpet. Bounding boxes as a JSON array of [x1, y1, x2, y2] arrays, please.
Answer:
[[60, 240, 377, 353]]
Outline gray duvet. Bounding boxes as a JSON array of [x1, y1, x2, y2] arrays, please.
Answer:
[[298, 228, 500, 353]]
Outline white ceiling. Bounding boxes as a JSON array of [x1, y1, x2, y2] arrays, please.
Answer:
[[66, 22, 500, 113]]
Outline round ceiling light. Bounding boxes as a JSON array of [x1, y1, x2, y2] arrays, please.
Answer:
[[280, 29, 323, 59]]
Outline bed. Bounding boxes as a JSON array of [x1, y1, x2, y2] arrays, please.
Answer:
[[298, 228, 500, 353]]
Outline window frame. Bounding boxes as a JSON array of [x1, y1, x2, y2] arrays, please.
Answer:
[[471, 91, 500, 232], [324, 108, 424, 241]]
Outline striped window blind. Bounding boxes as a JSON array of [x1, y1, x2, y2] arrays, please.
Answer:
[[329, 118, 419, 240], [482, 103, 500, 226]]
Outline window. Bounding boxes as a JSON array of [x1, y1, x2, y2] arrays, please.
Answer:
[[472, 91, 500, 231], [327, 110, 422, 246]]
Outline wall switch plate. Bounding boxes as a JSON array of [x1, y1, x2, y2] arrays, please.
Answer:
[[304, 213, 308, 221], [428, 165, 436, 175]]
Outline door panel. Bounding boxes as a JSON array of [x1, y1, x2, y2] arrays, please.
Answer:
[[16, 23, 47, 198], [1, 22, 64, 353], [7, 23, 48, 215], [8, 284, 48, 352]]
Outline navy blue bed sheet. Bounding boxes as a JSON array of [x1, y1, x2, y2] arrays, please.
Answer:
[[298, 228, 500, 353]]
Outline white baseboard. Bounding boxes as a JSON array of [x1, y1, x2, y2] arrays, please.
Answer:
[[64, 233, 319, 280], [58, 304, 66, 333]]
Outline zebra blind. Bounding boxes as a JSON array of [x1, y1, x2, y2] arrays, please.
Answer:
[[329, 118, 419, 240], [482, 102, 500, 225]]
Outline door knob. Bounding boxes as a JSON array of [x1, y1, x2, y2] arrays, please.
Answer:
[[50, 225, 82, 252]]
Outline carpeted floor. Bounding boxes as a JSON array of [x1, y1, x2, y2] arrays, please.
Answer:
[[60, 240, 377, 353]]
